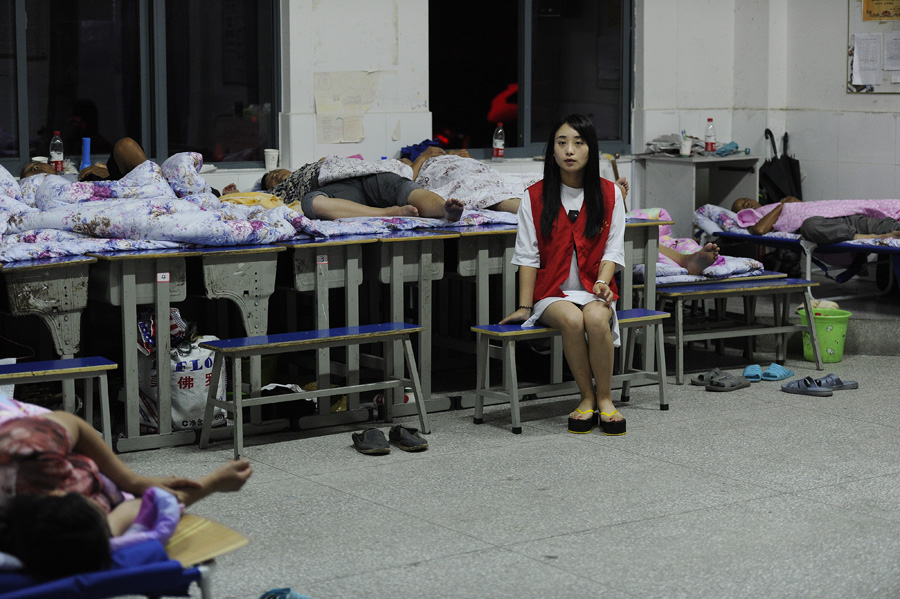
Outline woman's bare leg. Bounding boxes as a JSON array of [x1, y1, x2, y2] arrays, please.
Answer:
[[539, 301, 595, 419], [659, 243, 720, 275], [582, 301, 621, 422]]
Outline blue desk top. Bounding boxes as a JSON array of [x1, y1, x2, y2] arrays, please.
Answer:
[[657, 277, 817, 295], [279, 234, 382, 248], [625, 217, 675, 227], [716, 230, 900, 255], [436, 224, 518, 236], [87, 248, 203, 260], [191, 244, 286, 255], [0, 255, 96, 270], [199, 322, 423, 351], [376, 229, 460, 242]]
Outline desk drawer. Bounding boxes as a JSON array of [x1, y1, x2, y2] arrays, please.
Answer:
[[89, 258, 187, 305], [363, 240, 444, 284], [289, 246, 363, 292]]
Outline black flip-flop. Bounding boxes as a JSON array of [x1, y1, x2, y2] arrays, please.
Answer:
[[598, 410, 626, 436], [352, 428, 390, 455], [567, 409, 597, 434], [388, 425, 429, 451]]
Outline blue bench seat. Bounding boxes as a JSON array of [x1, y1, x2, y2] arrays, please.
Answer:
[[198, 323, 430, 458], [470, 308, 670, 434], [0, 356, 116, 447]]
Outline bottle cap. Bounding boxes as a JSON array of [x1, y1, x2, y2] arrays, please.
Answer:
[[707, 118, 713, 122], [498, 122, 503, 127], [54, 130, 61, 135]]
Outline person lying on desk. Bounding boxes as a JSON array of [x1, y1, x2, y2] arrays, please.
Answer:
[[732, 196, 900, 242], [399, 144, 635, 216], [233, 159, 464, 222], [0, 398, 252, 579], [20, 137, 150, 183]]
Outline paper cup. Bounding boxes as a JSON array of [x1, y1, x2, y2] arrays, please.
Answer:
[[679, 139, 692, 157], [31, 156, 48, 163], [264, 149, 279, 172]]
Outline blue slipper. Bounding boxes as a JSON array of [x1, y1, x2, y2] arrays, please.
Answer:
[[742, 364, 763, 382], [762, 363, 793, 381]]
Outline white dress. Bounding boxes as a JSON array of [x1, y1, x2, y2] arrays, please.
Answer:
[[511, 183, 626, 346]]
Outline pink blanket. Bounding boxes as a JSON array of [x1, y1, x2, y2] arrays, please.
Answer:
[[736, 199, 900, 233]]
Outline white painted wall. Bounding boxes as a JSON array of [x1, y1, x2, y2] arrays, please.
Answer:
[[637, 0, 900, 207], [277, 0, 432, 169]]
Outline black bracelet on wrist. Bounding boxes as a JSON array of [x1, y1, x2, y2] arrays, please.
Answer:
[[517, 305, 533, 311]]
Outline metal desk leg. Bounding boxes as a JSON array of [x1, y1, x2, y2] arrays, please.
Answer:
[[314, 252, 331, 416], [674, 298, 686, 385]]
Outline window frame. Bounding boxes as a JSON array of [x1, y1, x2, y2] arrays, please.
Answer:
[[441, 0, 633, 160], [1, 0, 281, 173]]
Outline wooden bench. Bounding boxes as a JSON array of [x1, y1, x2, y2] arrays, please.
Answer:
[[470, 308, 670, 434], [0, 356, 116, 447], [198, 322, 430, 458], [655, 277, 823, 384]]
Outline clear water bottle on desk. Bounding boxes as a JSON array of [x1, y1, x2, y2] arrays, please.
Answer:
[[704, 118, 717, 156], [492, 122, 505, 163], [49, 131, 64, 172]]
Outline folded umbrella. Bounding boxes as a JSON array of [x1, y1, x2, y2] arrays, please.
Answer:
[[759, 129, 803, 204]]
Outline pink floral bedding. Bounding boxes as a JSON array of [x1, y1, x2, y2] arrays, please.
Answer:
[[0, 153, 515, 263]]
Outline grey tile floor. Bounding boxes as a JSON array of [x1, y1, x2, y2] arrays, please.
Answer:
[[119, 347, 900, 599]]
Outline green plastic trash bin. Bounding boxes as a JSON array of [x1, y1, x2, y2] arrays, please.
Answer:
[[797, 308, 852, 363]]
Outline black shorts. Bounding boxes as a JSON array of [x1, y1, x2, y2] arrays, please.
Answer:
[[300, 173, 422, 219]]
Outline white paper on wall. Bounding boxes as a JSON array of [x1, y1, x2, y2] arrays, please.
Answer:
[[314, 71, 380, 143]]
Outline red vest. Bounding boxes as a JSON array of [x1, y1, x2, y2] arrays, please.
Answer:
[[527, 179, 619, 303]]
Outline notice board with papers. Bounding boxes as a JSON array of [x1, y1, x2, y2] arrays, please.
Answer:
[[849, 0, 900, 92]]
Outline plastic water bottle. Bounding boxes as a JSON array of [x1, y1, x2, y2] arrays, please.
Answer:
[[80, 137, 92, 171], [704, 118, 717, 156], [492, 122, 505, 162], [49, 131, 64, 173]]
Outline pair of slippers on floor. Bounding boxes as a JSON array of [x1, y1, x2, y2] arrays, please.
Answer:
[[742, 363, 794, 382], [352, 425, 428, 455], [568, 409, 626, 436], [691, 367, 752, 391], [780, 373, 858, 397], [692, 364, 795, 392]]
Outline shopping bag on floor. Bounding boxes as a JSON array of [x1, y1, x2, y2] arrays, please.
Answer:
[[138, 335, 228, 432]]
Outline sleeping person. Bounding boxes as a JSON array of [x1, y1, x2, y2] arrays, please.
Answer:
[[19, 137, 152, 184], [255, 158, 463, 222], [732, 196, 900, 242], [401, 145, 634, 216], [402, 146, 524, 213], [0, 398, 251, 579]]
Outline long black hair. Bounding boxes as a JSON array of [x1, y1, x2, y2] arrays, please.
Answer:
[[539, 114, 605, 238], [0, 493, 111, 579]]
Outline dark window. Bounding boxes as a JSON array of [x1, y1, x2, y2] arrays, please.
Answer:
[[23, 1, 141, 160], [429, 0, 631, 158], [165, 0, 278, 163], [0, 0, 278, 173], [0, 1, 19, 158]]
